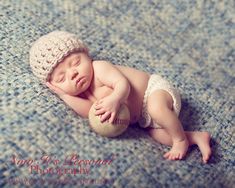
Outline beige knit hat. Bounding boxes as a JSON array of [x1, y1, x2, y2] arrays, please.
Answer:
[[29, 31, 88, 82]]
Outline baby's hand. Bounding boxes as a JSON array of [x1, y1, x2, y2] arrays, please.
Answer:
[[46, 82, 67, 97], [94, 96, 120, 123]]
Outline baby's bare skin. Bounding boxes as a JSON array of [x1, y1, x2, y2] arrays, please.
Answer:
[[89, 64, 150, 124], [46, 52, 211, 163]]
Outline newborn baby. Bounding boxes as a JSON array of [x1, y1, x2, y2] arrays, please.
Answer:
[[30, 31, 211, 163]]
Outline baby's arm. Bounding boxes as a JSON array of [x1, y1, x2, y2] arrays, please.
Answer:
[[60, 95, 92, 118], [93, 61, 130, 123], [46, 82, 92, 118]]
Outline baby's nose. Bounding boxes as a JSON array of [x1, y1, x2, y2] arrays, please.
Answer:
[[68, 68, 78, 80]]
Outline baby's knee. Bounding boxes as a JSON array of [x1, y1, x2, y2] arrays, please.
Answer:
[[148, 90, 173, 109], [147, 90, 172, 113], [147, 102, 171, 125]]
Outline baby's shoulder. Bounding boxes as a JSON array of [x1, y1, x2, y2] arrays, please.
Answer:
[[92, 60, 114, 72], [92, 60, 111, 66]]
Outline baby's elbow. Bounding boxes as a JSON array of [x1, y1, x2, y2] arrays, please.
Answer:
[[81, 112, 88, 119]]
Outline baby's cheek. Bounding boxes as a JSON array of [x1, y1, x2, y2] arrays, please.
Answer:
[[63, 86, 74, 94], [64, 85, 80, 96]]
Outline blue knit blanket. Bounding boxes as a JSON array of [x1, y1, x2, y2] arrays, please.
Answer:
[[0, 0, 234, 187]]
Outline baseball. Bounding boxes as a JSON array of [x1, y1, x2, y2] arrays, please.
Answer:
[[88, 103, 130, 137]]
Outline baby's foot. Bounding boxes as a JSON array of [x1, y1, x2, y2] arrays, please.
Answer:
[[196, 132, 211, 163], [164, 138, 189, 160]]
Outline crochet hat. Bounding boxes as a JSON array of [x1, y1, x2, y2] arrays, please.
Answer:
[[29, 31, 88, 82]]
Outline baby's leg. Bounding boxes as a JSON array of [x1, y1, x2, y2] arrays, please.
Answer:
[[149, 128, 212, 163], [147, 90, 188, 160]]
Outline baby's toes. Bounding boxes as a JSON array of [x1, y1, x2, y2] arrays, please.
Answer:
[[174, 153, 180, 160], [203, 155, 209, 163], [178, 153, 183, 160], [203, 158, 207, 164], [170, 153, 177, 160], [164, 152, 170, 159], [173, 153, 181, 160], [169, 153, 176, 160]]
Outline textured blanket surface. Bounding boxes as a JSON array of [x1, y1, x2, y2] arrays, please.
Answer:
[[0, 0, 234, 187]]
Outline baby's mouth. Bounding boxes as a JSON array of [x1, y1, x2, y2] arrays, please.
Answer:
[[76, 77, 85, 86]]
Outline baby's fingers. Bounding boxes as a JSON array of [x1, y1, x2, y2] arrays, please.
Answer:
[[109, 112, 116, 124], [94, 103, 102, 110], [46, 82, 56, 91], [46, 82, 65, 96], [46, 82, 60, 93], [100, 111, 111, 123], [95, 108, 106, 116]]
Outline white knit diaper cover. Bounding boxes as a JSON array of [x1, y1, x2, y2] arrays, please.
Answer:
[[138, 74, 181, 128]]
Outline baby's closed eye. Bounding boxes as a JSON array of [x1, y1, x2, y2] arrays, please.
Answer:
[[56, 74, 65, 82], [71, 60, 80, 66]]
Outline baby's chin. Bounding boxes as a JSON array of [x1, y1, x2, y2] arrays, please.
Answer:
[[65, 83, 89, 96]]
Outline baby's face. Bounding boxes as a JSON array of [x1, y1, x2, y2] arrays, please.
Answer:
[[49, 52, 93, 96]]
